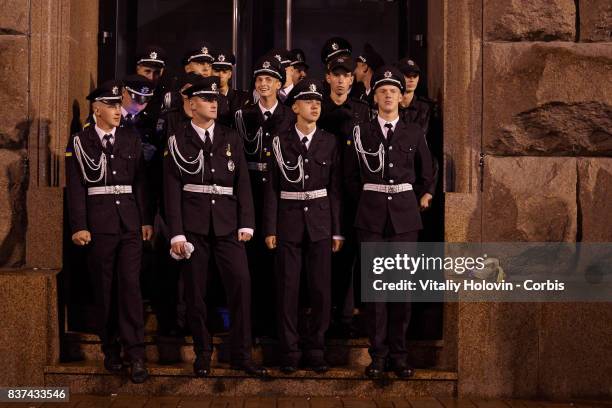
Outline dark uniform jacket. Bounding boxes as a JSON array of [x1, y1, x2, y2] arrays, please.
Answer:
[[344, 118, 434, 234], [163, 121, 254, 238], [65, 126, 151, 234], [218, 88, 250, 127], [319, 94, 371, 146], [263, 127, 342, 243]]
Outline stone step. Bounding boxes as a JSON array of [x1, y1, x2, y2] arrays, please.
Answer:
[[44, 361, 457, 397], [62, 332, 444, 368]]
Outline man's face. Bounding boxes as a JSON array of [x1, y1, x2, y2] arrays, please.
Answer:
[[189, 96, 218, 121], [404, 73, 420, 93], [292, 99, 321, 123], [185, 61, 212, 77], [255, 75, 281, 98], [291, 66, 307, 85], [136, 64, 163, 84], [212, 68, 232, 88], [93, 101, 122, 128], [354, 61, 369, 82], [326, 70, 353, 96], [374, 85, 402, 114]]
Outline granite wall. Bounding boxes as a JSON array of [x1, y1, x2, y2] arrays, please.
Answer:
[[440, 0, 612, 400]]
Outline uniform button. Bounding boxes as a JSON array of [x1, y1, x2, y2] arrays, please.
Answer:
[[211, 168, 215, 173], [390, 179, 395, 184], [262, 177, 267, 182], [388, 163, 394, 168], [389, 146, 393, 151], [110, 154, 114, 159], [212, 199, 216, 204], [210, 153, 213, 157], [304, 159, 309, 163], [112, 170, 117, 174], [304, 206, 309, 212], [388, 196, 392, 201], [305, 174, 309, 179], [116, 200, 120, 204]]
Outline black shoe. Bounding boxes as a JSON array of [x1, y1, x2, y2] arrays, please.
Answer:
[[103, 354, 123, 373], [129, 359, 149, 384], [279, 365, 298, 374], [305, 357, 329, 374], [389, 361, 414, 379], [193, 355, 211, 378], [365, 359, 385, 379], [231, 361, 269, 378]]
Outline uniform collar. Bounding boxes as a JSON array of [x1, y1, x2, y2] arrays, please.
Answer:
[[191, 120, 215, 143], [258, 100, 279, 117], [377, 115, 399, 138], [94, 125, 117, 142], [294, 124, 316, 149]]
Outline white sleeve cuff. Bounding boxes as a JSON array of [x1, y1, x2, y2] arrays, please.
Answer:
[[170, 235, 187, 244], [333, 235, 345, 241], [239, 228, 254, 236]]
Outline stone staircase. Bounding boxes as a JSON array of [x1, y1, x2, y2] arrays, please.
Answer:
[[45, 310, 457, 397]]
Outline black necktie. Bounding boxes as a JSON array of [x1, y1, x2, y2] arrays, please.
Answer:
[[384, 123, 394, 143], [103, 134, 113, 154], [264, 111, 272, 121], [204, 130, 212, 151], [301, 136, 309, 151]]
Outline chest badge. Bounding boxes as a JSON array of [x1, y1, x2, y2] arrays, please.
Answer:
[[228, 159, 235, 172]]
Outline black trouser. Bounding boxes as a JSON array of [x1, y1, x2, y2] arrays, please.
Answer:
[[356, 228, 418, 364], [182, 228, 252, 364], [275, 235, 332, 365], [88, 229, 145, 361], [331, 231, 358, 325]]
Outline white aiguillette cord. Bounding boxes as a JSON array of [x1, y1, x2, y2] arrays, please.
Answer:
[[235, 109, 263, 156], [167, 135, 205, 183], [352, 124, 385, 178], [73, 136, 107, 183], [272, 135, 305, 189]]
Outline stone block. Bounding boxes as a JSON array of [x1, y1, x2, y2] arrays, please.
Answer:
[[485, 0, 575, 41], [482, 157, 577, 242], [483, 42, 612, 156], [0, 149, 28, 268], [0, 0, 29, 35], [580, 0, 612, 42], [0, 35, 28, 149], [577, 158, 612, 241]]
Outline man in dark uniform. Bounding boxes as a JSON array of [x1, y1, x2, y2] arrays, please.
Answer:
[[318, 55, 370, 338], [183, 43, 215, 77], [212, 51, 250, 127], [266, 49, 294, 104], [354, 44, 385, 107], [344, 66, 434, 379], [163, 76, 268, 378], [263, 78, 343, 373], [234, 56, 295, 338], [320, 37, 352, 65], [65, 80, 153, 383], [289, 48, 309, 85], [135, 46, 169, 135]]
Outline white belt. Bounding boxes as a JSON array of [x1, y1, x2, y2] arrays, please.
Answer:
[[247, 162, 267, 172], [280, 189, 327, 200], [363, 183, 412, 194], [183, 184, 234, 195], [87, 185, 133, 195]]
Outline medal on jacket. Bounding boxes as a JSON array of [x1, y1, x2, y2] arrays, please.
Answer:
[[226, 143, 235, 171]]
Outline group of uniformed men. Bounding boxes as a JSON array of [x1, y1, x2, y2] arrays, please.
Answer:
[[65, 37, 438, 384]]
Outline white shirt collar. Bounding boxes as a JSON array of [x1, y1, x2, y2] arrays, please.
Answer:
[[258, 100, 279, 117], [191, 121, 215, 143], [94, 125, 117, 142], [377, 115, 400, 138], [295, 125, 316, 149]]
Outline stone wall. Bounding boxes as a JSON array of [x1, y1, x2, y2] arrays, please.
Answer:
[[442, 0, 612, 399]]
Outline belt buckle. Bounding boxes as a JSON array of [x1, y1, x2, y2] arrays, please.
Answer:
[[113, 185, 122, 194], [387, 185, 397, 194], [303, 192, 311, 200], [211, 185, 219, 195]]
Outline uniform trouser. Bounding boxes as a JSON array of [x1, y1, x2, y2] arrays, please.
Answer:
[[88, 229, 145, 361], [331, 231, 357, 324], [356, 228, 418, 364], [275, 235, 332, 365], [182, 229, 252, 364]]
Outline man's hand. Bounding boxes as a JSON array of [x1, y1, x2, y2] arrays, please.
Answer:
[[72, 230, 91, 246], [420, 193, 433, 211], [142, 225, 153, 241], [332, 239, 344, 253], [238, 231, 252, 242], [171, 240, 187, 256], [265, 235, 277, 250]]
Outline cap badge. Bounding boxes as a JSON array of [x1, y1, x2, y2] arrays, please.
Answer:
[[142, 86, 150, 94], [384, 71, 392, 78], [112, 86, 119, 95], [263, 61, 271, 69], [297, 54, 303, 61], [338, 58, 345, 63], [408, 60, 415, 66], [274, 54, 281, 61], [211, 83, 217, 91], [331, 42, 339, 51], [309, 83, 317, 92], [218, 54, 225, 62], [150, 51, 158, 60], [201, 47, 209, 55]]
